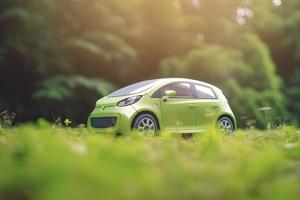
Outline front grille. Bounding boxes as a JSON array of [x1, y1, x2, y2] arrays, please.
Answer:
[[91, 117, 117, 128]]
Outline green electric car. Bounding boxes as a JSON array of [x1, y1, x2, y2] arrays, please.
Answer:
[[87, 78, 236, 135]]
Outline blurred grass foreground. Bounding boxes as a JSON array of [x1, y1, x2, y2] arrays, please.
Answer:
[[1, 122, 300, 200]]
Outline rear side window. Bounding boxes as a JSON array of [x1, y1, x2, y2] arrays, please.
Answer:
[[152, 82, 193, 98], [194, 84, 216, 99]]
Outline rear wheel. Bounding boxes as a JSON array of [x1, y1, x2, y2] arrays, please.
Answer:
[[133, 114, 158, 135], [218, 116, 234, 134]]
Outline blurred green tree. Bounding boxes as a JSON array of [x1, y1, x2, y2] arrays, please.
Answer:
[[248, 0, 300, 124], [33, 75, 115, 124], [0, 0, 298, 127], [0, 0, 139, 123]]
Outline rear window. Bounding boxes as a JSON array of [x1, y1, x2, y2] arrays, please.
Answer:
[[108, 80, 159, 97], [194, 84, 216, 99]]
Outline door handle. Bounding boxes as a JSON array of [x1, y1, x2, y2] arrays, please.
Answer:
[[212, 105, 219, 109], [188, 103, 197, 108]]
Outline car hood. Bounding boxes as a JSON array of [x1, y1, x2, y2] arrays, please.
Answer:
[[95, 94, 144, 108]]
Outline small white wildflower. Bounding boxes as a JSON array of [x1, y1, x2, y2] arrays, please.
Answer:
[[69, 142, 87, 155], [258, 107, 272, 111], [284, 143, 299, 149], [273, 0, 282, 7]]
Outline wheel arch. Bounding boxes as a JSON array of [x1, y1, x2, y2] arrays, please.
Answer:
[[131, 110, 160, 130], [217, 114, 236, 130]]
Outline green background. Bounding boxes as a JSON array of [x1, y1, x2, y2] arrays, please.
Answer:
[[0, 0, 299, 128]]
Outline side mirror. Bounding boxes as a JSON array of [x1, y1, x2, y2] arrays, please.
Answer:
[[163, 90, 176, 101]]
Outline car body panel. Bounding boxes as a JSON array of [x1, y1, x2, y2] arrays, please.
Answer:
[[131, 94, 162, 127], [87, 78, 236, 134], [160, 98, 197, 132], [193, 99, 220, 130], [87, 101, 137, 135]]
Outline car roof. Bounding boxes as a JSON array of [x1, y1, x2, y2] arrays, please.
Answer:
[[151, 78, 220, 90]]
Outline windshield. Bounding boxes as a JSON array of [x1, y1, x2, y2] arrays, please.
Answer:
[[108, 80, 160, 97]]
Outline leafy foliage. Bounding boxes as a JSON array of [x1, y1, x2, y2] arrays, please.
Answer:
[[33, 75, 115, 125], [249, 0, 300, 124], [0, 0, 298, 126]]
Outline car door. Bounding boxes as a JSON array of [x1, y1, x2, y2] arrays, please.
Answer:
[[158, 82, 197, 132], [192, 84, 220, 130]]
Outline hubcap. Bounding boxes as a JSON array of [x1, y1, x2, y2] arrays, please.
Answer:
[[219, 118, 233, 133], [137, 118, 156, 134]]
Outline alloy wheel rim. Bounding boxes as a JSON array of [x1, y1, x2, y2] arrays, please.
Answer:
[[219, 119, 233, 133], [137, 118, 156, 134]]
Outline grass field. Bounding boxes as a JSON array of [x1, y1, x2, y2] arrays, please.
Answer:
[[0, 120, 300, 200]]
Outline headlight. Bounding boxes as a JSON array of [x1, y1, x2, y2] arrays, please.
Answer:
[[117, 95, 142, 107]]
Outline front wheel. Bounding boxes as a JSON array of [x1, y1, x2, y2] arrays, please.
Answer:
[[132, 114, 158, 135], [218, 116, 234, 134]]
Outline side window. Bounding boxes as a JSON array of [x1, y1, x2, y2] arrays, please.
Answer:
[[153, 82, 193, 98], [194, 85, 216, 99]]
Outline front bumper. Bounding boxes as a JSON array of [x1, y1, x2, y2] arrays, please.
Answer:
[[87, 105, 137, 135]]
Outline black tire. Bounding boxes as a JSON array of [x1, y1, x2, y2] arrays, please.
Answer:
[[133, 114, 158, 135], [218, 116, 234, 134]]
